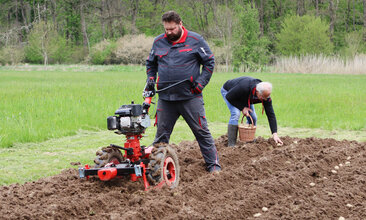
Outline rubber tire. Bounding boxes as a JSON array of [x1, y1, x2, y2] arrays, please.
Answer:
[[94, 146, 123, 168], [147, 144, 180, 189]]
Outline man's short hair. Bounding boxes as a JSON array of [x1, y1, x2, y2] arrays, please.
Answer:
[[257, 82, 272, 95], [162, 11, 182, 24]]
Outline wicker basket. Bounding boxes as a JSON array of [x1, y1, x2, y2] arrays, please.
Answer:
[[238, 115, 256, 142]]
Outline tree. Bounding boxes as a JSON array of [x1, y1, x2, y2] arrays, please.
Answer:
[[80, 0, 90, 52], [258, 0, 265, 36], [297, 0, 306, 16], [276, 15, 334, 56], [209, 1, 236, 71], [232, 3, 271, 71], [364, 0, 366, 41], [329, 0, 339, 40], [2, 0, 366, 66], [59, 0, 82, 43], [24, 21, 69, 64]]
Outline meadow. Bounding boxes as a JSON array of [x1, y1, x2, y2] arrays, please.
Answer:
[[1, 66, 366, 149], [1, 66, 366, 185]]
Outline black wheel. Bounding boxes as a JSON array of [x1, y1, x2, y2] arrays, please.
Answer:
[[147, 144, 180, 189], [94, 146, 123, 168]]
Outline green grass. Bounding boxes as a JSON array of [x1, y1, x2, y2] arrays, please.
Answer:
[[206, 72, 366, 131], [1, 67, 366, 148], [1, 65, 365, 186]]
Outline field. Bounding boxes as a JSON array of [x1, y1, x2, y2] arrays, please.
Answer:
[[1, 136, 365, 219], [1, 66, 365, 149], [0, 66, 366, 219]]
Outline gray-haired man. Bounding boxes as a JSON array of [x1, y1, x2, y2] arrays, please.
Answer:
[[221, 76, 283, 146]]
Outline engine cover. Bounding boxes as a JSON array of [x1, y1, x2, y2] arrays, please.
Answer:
[[107, 103, 150, 135]]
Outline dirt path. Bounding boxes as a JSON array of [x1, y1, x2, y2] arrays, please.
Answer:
[[1, 136, 365, 219]]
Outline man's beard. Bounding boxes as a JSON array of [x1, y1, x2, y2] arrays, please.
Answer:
[[166, 27, 182, 41]]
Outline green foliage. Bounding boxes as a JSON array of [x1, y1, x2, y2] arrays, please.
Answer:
[[0, 45, 24, 65], [340, 31, 364, 58], [2, 0, 366, 65], [24, 26, 44, 64], [232, 4, 271, 71], [88, 35, 154, 65], [136, 0, 164, 36], [88, 39, 116, 65], [58, 0, 82, 43], [68, 45, 88, 64], [24, 21, 70, 64], [276, 15, 334, 56]]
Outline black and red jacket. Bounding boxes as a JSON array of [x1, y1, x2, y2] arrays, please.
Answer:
[[223, 76, 278, 134], [146, 26, 215, 101]]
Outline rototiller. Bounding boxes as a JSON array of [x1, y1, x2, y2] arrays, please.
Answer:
[[78, 78, 182, 190]]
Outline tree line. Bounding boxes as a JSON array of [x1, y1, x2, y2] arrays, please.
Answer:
[[0, 0, 365, 69]]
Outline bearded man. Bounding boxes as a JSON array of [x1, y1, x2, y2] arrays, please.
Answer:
[[145, 11, 221, 173]]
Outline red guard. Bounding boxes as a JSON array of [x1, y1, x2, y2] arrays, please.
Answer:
[[98, 168, 117, 181], [85, 164, 90, 180]]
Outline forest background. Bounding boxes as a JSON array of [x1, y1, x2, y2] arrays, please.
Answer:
[[1, 0, 366, 73]]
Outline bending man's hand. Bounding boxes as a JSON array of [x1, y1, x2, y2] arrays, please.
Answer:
[[242, 107, 252, 116], [272, 133, 283, 146]]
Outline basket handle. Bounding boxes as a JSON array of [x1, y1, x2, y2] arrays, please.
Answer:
[[241, 114, 254, 128]]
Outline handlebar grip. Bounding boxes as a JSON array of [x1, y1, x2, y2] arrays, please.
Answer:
[[144, 97, 152, 105]]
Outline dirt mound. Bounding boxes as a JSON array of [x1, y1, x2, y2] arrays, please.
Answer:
[[1, 136, 365, 219]]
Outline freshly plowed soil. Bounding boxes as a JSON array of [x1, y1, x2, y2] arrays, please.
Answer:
[[1, 136, 365, 219]]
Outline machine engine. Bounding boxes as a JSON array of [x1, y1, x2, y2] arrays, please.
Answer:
[[107, 102, 150, 135]]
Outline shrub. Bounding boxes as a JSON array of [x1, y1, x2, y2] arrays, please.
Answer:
[[24, 21, 70, 64], [341, 31, 364, 59], [208, 43, 229, 66], [88, 39, 116, 65], [114, 34, 154, 65], [0, 45, 24, 65], [276, 15, 333, 56], [68, 46, 87, 64]]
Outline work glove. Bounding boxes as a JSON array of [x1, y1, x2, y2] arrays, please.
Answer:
[[191, 81, 204, 94], [143, 77, 156, 98], [146, 77, 155, 92]]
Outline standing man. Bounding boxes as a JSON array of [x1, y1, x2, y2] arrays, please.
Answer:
[[146, 11, 221, 173], [221, 76, 283, 146]]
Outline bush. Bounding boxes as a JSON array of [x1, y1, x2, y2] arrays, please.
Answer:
[[24, 21, 70, 64], [276, 15, 333, 56], [341, 31, 364, 59], [68, 46, 87, 64], [0, 45, 24, 65], [114, 34, 154, 64], [88, 39, 116, 65], [88, 35, 154, 65], [208, 43, 228, 66]]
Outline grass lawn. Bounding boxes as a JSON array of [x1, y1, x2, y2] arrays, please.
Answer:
[[0, 65, 365, 185]]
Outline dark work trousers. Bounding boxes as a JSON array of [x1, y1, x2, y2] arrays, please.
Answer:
[[153, 96, 221, 172]]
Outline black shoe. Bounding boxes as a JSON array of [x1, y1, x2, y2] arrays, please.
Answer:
[[208, 166, 222, 174], [227, 124, 238, 147]]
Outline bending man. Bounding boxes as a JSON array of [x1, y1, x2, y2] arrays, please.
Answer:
[[221, 76, 283, 146]]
